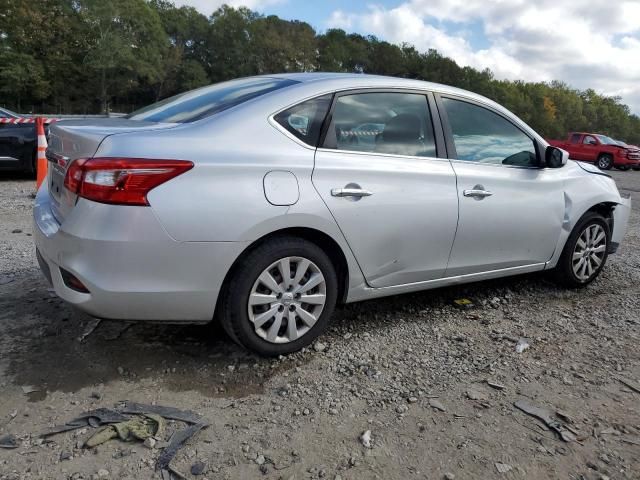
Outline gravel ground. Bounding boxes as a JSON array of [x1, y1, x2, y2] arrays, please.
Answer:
[[0, 170, 639, 480]]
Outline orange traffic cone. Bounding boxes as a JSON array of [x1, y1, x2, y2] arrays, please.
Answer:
[[35, 117, 48, 189]]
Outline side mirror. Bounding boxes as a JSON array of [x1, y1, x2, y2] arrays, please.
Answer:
[[545, 146, 568, 168]]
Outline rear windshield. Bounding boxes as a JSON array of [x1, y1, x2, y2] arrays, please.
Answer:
[[126, 77, 298, 123]]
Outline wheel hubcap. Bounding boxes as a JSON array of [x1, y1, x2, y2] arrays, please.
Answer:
[[572, 223, 606, 281], [248, 256, 326, 344]]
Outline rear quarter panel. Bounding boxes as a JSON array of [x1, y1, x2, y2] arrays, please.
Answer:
[[94, 97, 368, 298]]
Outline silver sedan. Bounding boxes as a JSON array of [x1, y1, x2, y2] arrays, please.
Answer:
[[34, 73, 631, 356]]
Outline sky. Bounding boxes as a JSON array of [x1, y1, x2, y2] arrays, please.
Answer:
[[172, 0, 640, 114]]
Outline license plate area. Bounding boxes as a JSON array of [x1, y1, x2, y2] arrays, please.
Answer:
[[50, 164, 65, 200]]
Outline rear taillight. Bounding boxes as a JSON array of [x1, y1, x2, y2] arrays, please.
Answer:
[[63, 158, 193, 206]]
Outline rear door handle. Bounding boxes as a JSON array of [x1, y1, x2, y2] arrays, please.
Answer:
[[463, 188, 493, 198], [331, 187, 373, 198]]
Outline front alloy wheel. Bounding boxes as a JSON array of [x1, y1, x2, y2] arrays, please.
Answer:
[[248, 257, 327, 344], [571, 223, 607, 282], [554, 212, 610, 288]]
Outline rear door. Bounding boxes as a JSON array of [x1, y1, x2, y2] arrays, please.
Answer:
[[312, 90, 459, 287], [437, 95, 564, 276]]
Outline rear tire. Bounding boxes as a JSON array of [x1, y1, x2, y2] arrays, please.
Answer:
[[597, 154, 613, 170], [554, 212, 610, 288], [219, 236, 338, 356]]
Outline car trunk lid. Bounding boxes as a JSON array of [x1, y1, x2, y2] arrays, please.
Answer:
[[46, 118, 177, 223]]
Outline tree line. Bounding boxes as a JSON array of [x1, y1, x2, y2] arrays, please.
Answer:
[[1, 0, 639, 143]]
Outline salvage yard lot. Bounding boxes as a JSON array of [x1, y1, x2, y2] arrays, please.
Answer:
[[1, 171, 639, 480]]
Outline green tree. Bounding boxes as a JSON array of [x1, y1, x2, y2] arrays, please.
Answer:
[[77, 0, 167, 113]]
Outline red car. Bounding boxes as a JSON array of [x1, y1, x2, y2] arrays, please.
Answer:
[[548, 132, 640, 170]]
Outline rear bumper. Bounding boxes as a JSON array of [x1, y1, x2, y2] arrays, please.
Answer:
[[33, 184, 248, 322]]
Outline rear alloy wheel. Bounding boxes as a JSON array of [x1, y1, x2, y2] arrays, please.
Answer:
[[219, 236, 338, 356], [248, 257, 327, 344], [597, 154, 613, 170], [554, 212, 610, 288]]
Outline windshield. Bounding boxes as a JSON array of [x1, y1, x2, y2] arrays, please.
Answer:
[[595, 134, 617, 145], [127, 77, 298, 123], [0, 107, 18, 118]]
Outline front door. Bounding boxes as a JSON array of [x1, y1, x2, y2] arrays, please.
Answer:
[[438, 96, 564, 276], [313, 91, 459, 287]]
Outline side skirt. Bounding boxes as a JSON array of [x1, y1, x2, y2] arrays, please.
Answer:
[[346, 263, 547, 303]]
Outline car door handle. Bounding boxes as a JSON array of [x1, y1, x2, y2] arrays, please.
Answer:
[[331, 187, 373, 198], [463, 188, 493, 198]]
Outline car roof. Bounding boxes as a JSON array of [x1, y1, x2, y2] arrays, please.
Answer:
[[263, 72, 495, 104], [256, 72, 537, 133]]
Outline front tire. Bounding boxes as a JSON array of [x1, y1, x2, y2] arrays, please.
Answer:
[[219, 236, 338, 356], [554, 212, 610, 288], [597, 154, 613, 170]]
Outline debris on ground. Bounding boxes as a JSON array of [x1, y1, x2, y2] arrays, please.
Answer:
[[117, 401, 208, 425], [429, 398, 446, 412], [85, 413, 164, 447], [617, 376, 640, 394], [466, 388, 489, 402], [514, 400, 576, 442], [191, 460, 207, 476], [453, 298, 474, 309], [41, 408, 129, 437], [77, 318, 102, 342], [38, 402, 208, 478], [156, 421, 208, 471], [0, 434, 18, 449], [21, 385, 39, 395], [360, 430, 372, 448], [486, 380, 506, 390], [495, 462, 513, 474], [515, 338, 530, 353]]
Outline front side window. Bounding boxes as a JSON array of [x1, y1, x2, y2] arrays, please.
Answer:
[[274, 94, 332, 147], [595, 134, 615, 145], [323, 92, 436, 158], [127, 77, 298, 123], [442, 97, 537, 167], [583, 135, 597, 145]]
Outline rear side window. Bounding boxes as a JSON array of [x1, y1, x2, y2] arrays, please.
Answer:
[[274, 94, 332, 147], [322, 92, 436, 157], [127, 77, 298, 123], [570, 133, 581, 144], [442, 97, 537, 167]]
